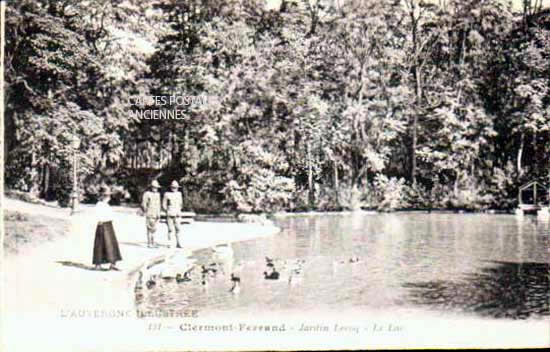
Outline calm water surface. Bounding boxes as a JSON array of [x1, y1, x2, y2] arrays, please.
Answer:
[[138, 213, 549, 319]]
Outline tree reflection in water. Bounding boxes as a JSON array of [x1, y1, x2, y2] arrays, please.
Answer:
[[404, 261, 549, 319]]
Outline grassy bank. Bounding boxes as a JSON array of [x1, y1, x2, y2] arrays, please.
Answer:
[[3, 210, 71, 256]]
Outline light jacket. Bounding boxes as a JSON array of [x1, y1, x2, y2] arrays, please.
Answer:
[[163, 191, 183, 217], [142, 191, 161, 218]]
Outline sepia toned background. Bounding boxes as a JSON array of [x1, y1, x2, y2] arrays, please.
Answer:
[[2, 1, 549, 351]]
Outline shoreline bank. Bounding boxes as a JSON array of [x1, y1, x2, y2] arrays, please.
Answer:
[[3, 198, 549, 351], [2, 197, 280, 351]]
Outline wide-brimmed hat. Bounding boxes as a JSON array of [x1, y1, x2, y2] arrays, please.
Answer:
[[151, 180, 160, 189], [170, 180, 180, 188], [100, 185, 112, 196]]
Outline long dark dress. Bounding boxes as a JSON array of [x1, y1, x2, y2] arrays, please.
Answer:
[[92, 220, 122, 265]]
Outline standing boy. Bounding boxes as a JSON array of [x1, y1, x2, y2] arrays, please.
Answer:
[[163, 180, 183, 248], [141, 180, 161, 248]]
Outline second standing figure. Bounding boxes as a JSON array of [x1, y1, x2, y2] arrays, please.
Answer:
[[163, 180, 183, 248]]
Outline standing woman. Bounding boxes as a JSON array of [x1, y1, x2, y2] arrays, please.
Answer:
[[93, 185, 122, 271]]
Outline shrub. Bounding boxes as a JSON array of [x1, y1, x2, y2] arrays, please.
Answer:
[[221, 169, 295, 213], [289, 183, 370, 212], [372, 174, 409, 211], [290, 187, 311, 212], [183, 190, 225, 213], [485, 163, 517, 209], [314, 186, 342, 211], [335, 185, 368, 210], [445, 186, 495, 211], [84, 183, 130, 205], [404, 183, 431, 209], [4, 189, 41, 204], [52, 169, 73, 208]]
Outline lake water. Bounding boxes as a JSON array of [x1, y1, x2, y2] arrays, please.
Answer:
[[137, 213, 549, 320]]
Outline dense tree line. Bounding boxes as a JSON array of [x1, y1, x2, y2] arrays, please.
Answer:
[[4, 0, 550, 212]]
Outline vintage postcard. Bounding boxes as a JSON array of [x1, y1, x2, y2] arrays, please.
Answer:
[[1, 0, 549, 351]]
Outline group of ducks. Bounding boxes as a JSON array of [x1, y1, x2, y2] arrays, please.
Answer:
[[263, 256, 307, 284], [142, 255, 363, 294], [335, 256, 362, 265]]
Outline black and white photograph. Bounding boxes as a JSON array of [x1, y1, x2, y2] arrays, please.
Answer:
[[1, 0, 549, 350]]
